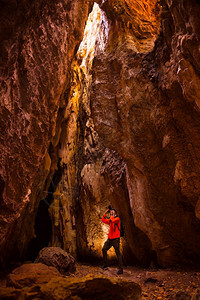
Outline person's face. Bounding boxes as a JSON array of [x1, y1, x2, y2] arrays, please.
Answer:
[[110, 210, 116, 217]]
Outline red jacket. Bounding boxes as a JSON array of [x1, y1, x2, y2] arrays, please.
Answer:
[[102, 214, 120, 239]]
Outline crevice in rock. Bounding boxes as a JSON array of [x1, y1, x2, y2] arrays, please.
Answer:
[[64, 1, 161, 267], [25, 161, 63, 262], [25, 196, 52, 262]]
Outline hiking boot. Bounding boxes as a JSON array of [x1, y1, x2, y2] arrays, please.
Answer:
[[117, 268, 123, 275], [101, 265, 108, 270]]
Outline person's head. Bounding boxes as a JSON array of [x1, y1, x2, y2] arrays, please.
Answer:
[[110, 209, 117, 217]]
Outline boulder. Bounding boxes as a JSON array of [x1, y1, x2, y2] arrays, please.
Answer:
[[40, 275, 142, 300], [0, 274, 142, 300], [34, 247, 76, 274], [6, 262, 63, 288]]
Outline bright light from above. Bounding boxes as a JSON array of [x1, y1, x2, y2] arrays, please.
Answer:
[[77, 2, 109, 72]]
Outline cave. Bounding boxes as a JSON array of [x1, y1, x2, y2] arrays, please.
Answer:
[[25, 178, 56, 262], [25, 196, 52, 262], [1, 0, 200, 298]]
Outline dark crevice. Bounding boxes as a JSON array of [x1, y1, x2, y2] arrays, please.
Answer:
[[25, 158, 63, 262]]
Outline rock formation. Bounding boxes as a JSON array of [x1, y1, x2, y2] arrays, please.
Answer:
[[1, 265, 142, 299], [0, 0, 200, 270], [34, 247, 76, 274], [0, 0, 94, 266], [6, 263, 63, 289], [91, 0, 200, 266]]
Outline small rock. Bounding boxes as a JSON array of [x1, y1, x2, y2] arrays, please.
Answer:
[[34, 247, 76, 274], [144, 277, 158, 283], [158, 282, 165, 287]]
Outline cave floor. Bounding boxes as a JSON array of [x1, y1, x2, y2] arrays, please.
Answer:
[[74, 263, 200, 299], [0, 262, 200, 299]]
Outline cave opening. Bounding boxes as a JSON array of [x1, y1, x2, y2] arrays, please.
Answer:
[[25, 192, 52, 262], [25, 159, 63, 262]]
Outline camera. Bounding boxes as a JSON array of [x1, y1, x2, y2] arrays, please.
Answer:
[[108, 205, 112, 212]]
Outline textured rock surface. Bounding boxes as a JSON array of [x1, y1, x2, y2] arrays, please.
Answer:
[[6, 262, 63, 288], [1, 0, 200, 271], [34, 247, 76, 274], [96, 0, 160, 53], [0, 271, 142, 300], [77, 148, 153, 266], [90, 0, 200, 266], [0, 0, 93, 266], [68, 5, 153, 266]]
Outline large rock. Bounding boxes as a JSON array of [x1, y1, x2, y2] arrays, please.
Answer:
[[6, 262, 63, 288], [1, 274, 142, 300], [34, 247, 76, 274], [40, 275, 142, 300]]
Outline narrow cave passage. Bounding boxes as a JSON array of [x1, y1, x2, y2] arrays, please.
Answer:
[[23, 0, 161, 274], [23, 0, 162, 268], [2, 0, 200, 298], [25, 160, 63, 262], [25, 186, 53, 262]]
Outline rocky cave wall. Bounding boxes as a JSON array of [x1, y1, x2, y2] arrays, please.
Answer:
[[0, 0, 94, 267], [1, 0, 200, 269], [91, 0, 200, 266], [62, 4, 153, 266]]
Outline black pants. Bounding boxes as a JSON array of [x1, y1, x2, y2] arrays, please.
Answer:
[[102, 238, 123, 269]]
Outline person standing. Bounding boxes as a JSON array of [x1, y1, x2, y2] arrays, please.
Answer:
[[101, 208, 123, 275]]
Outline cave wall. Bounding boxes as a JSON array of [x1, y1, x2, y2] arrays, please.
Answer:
[[77, 147, 153, 266], [0, 0, 94, 267], [90, 0, 200, 266], [69, 5, 153, 266], [1, 0, 200, 269]]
